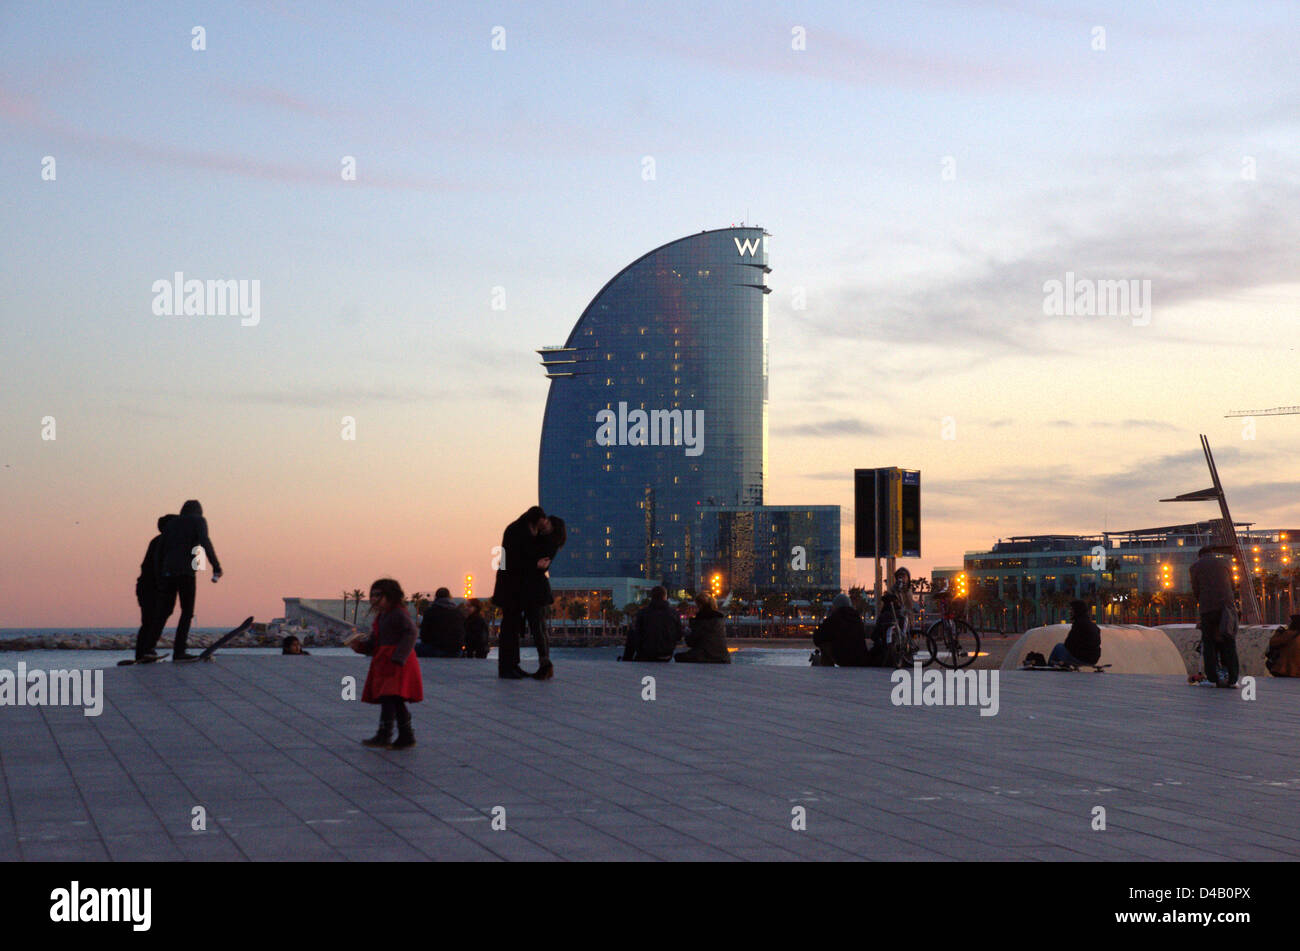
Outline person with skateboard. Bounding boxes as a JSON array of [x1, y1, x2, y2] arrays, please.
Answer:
[[139, 499, 222, 661], [491, 506, 547, 680], [351, 578, 422, 749], [1048, 600, 1101, 669], [1190, 545, 1240, 688], [132, 513, 176, 663]]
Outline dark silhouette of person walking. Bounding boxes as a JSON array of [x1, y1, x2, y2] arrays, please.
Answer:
[[140, 499, 222, 661], [492, 506, 547, 679], [132, 514, 176, 662]]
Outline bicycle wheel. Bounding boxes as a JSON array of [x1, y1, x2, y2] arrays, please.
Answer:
[[926, 619, 981, 669], [883, 623, 909, 668]]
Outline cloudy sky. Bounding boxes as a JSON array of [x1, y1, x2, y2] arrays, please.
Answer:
[[2, 1, 1297, 625]]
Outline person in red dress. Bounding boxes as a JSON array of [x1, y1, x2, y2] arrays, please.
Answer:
[[351, 578, 423, 749]]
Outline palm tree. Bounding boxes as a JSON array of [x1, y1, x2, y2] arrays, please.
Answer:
[[350, 589, 365, 624], [409, 592, 427, 620], [1002, 593, 1021, 633], [1127, 591, 1147, 626], [341, 590, 351, 620], [1046, 591, 1072, 625], [962, 585, 985, 631], [1263, 571, 1284, 624]]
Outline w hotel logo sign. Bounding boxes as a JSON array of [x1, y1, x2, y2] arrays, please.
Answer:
[[734, 236, 763, 257]]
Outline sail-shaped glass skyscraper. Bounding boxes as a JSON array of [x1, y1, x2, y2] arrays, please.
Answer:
[[538, 227, 837, 592]]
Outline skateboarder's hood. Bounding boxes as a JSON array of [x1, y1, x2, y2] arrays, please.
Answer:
[[157, 514, 177, 532], [180, 500, 203, 517]]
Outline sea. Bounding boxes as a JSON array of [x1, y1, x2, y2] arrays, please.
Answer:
[[0, 630, 812, 669]]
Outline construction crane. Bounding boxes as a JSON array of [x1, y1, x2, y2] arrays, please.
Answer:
[[1224, 406, 1300, 417]]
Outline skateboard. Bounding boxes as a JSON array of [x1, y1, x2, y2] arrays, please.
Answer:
[[119, 617, 254, 665], [1020, 662, 1111, 673], [179, 616, 255, 662]]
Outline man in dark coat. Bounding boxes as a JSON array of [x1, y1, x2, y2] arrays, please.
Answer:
[[491, 506, 546, 679], [132, 514, 176, 662], [813, 593, 874, 667], [1190, 545, 1240, 686], [416, 588, 466, 658], [140, 499, 222, 661], [1049, 599, 1102, 667], [622, 586, 682, 661]]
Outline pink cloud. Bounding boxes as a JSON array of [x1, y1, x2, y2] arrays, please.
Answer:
[[0, 78, 472, 192]]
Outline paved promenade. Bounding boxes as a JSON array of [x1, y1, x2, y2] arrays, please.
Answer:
[[2, 656, 1298, 861]]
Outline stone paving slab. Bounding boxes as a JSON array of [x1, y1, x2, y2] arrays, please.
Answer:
[[1, 656, 1298, 861]]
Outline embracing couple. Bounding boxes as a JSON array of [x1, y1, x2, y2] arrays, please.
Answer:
[[492, 506, 566, 680]]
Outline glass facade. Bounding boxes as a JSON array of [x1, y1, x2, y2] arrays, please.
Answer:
[[957, 521, 1300, 625], [694, 506, 840, 594], [538, 228, 770, 588]]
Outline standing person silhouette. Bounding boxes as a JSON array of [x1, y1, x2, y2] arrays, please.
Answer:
[[1190, 545, 1240, 687], [132, 514, 176, 663], [491, 506, 546, 680], [141, 499, 222, 661], [351, 578, 422, 749], [526, 515, 566, 680]]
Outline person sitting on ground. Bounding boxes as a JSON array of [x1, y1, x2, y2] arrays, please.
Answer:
[[416, 587, 466, 658], [1266, 614, 1300, 677], [622, 586, 683, 661], [675, 592, 731, 664], [1048, 599, 1102, 668], [463, 599, 490, 658], [813, 593, 874, 667], [281, 635, 309, 655]]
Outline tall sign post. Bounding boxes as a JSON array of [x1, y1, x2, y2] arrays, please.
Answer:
[[1158, 435, 1260, 624], [855, 468, 921, 607]]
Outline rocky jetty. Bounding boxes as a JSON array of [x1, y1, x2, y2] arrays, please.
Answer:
[[0, 620, 359, 652]]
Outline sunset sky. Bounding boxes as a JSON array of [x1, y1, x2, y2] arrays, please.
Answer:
[[2, 1, 1298, 626]]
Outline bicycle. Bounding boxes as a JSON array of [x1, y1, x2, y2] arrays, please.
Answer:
[[924, 583, 980, 669]]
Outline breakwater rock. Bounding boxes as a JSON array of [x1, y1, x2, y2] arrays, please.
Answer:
[[0, 621, 361, 652]]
